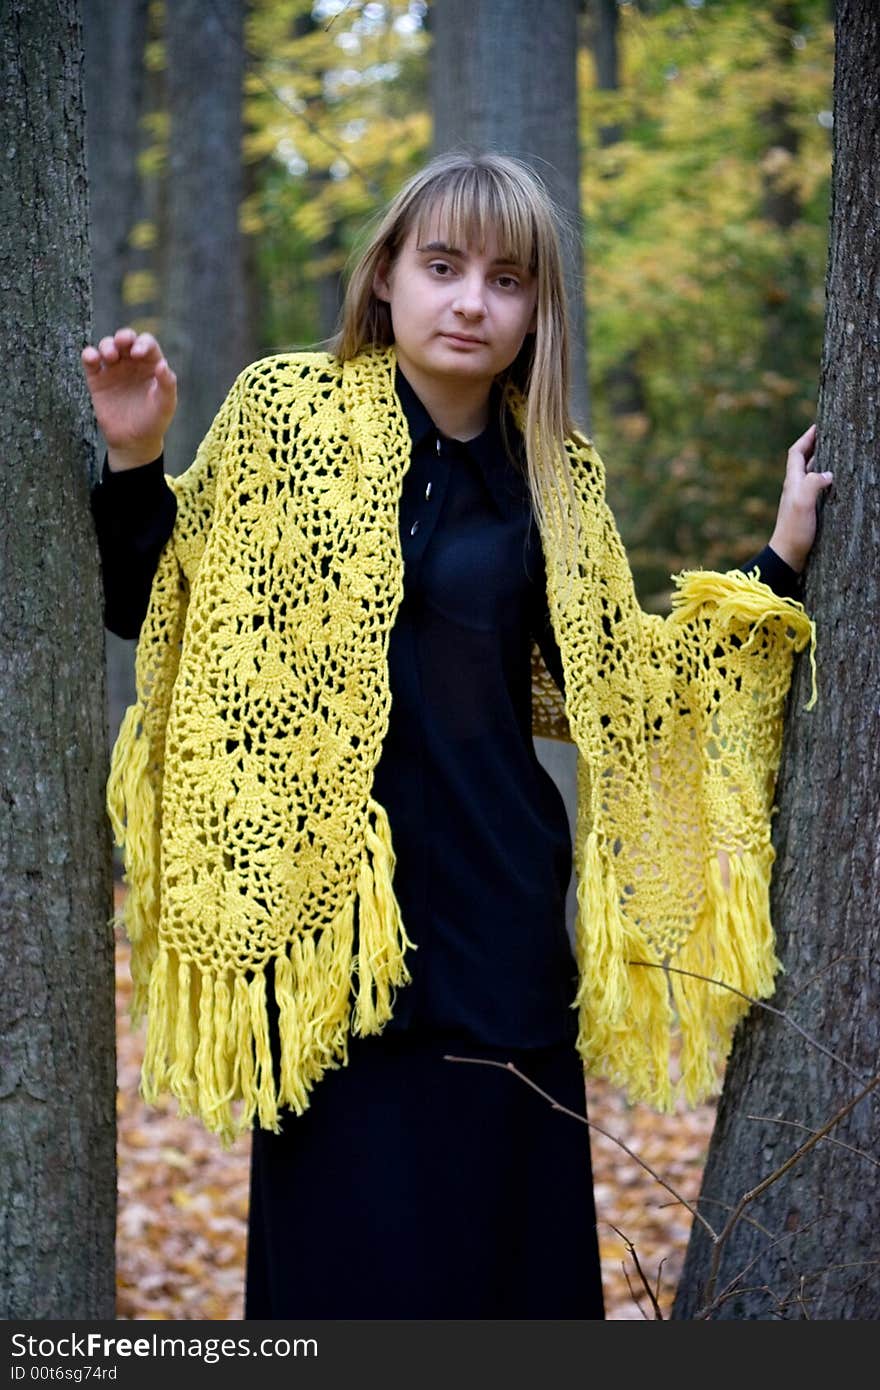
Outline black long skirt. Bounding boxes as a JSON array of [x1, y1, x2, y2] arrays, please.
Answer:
[[244, 1023, 605, 1319]]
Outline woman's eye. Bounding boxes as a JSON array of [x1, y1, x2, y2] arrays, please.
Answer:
[[496, 274, 521, 290], [428, 261, 453, 276]]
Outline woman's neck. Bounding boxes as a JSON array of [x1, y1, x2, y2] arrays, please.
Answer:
[[395, 360, 491, 442]]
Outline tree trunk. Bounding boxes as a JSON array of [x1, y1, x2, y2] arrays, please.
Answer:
[[759, 0, 808, 430], [430, 0, 589, 427], [674, 0, 880, 1320], [83, 0, 150, 774], [293, 8, 343, 344], [163, 0, 248, 475], [83, 0, 149, 341], [0, 0, 116, 1319], [587, 0, 622, 149]]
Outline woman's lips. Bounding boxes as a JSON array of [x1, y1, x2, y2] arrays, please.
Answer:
[[439, 332, 486, 346]]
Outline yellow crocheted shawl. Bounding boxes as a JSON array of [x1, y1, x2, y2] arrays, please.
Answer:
[[107, 344, 816, 1145]]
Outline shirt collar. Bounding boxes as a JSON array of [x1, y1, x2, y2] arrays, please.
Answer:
[[393, 365, 528, 510], [397, 364, 525, 472]]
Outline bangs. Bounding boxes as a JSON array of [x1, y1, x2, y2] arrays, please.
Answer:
[[407, 167, 540, 273]]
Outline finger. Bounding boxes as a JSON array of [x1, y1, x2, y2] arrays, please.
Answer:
[[805, 468, 833, 493], [98, 334, 121, 363], [789, 419, 817, 464], [113, 326, 137, 348], [81, 345, 102, 374], [131, 332, 161, 359], [787, 427, 818, 475], [154, 358, 177, 391]]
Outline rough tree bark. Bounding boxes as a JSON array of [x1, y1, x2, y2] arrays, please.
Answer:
[[674, 0, 880, 1320], [83, 0, 150, 757], [163, 0, 248, 476], [0, 0, 116, 1319], [430, 0, 589, 427]]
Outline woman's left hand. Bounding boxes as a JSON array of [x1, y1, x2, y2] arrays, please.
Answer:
[[768, 423, 833, 574]]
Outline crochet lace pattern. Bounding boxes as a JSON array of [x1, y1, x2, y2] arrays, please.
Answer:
[[107, 344, 816, 1144]]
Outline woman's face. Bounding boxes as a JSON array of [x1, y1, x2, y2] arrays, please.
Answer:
[[372, 217, 538, 396]]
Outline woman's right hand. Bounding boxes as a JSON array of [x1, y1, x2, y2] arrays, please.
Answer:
[[81, 327, 177, 472]]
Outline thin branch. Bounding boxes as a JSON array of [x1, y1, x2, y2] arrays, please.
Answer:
[[323, 0, 357, 31], [444, 1054, 718, 1239], [787, 954, 873, 1003], [700, 1070, 880, 1309], [746, 1113, 880, 1169], [680, 1196, 818, 1317], [605, 1222, 665, 1319], [244, 57, 381, 196], [706, 1282, 797, 1319], [621, 1262, 651, 1320], [708, 1211, 828, 1315]]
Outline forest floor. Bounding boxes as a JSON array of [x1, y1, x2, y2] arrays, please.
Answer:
[[113, 918, 718, 1322]]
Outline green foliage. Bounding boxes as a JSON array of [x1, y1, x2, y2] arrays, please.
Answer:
[[135, 0, 833, 597], [581, 0, 833, 598], [243, 0, 430, 349]]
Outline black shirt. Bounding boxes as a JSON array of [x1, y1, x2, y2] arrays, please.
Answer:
[[90, 367, 800, 1048]]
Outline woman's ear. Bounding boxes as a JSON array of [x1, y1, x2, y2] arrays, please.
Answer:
[[372, 251, 393, 304]]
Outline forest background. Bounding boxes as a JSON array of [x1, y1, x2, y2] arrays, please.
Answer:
[[85, 0, 836, 1321], [100, 0, 834, 606], [1, 0, 852, 1324]]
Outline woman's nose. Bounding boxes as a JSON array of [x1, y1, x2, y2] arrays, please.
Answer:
[[452, 276, 487, 317]]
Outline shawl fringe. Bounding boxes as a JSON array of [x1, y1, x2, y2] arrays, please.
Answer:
[[109, 687, 415, 1147]]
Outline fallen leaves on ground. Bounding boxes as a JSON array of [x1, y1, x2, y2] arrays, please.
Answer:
[[114, 913, 717, 1321]]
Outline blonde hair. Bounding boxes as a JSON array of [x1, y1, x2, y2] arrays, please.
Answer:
[[331, 151, 582, 583]]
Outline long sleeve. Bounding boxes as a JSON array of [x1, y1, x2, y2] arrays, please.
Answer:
[[739, 543, 801, 600], [90, 454, 177, 639]]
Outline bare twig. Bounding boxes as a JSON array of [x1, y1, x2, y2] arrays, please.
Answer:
[[204, 0, 382, 195], [605, 1222, 665, 1319], [323, 0, 357, 31], [654, 1256, 669, 1308], [707, 1282, 796, 1319], [444, 1053, 718, 1239], [682, 1194, 819, 1306], [621, 1262, 650, 1320], [630, 959, 872, 1089], [709, 1211, 828, 1316], [745, 1113, 880, 1169], [698, 1071, 880, 1311], [787, 954, 873, 1003]]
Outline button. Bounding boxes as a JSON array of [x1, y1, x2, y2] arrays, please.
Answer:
[[435, 436, 441, 455], [425, 481, 433, 500], [410, 520, 420, 536]]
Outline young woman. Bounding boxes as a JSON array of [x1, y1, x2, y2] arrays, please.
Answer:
[[85, 152, 830, 1320]]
